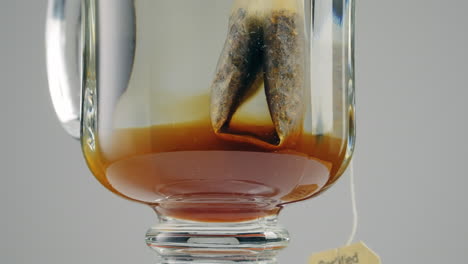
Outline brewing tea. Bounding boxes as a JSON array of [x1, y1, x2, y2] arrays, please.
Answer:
[[80, 0, 349, 223], [84, 120, 347, 222], [48, 0, 356, 259]]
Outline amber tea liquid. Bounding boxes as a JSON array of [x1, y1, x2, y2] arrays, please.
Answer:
[[83, 119, 347, 222]]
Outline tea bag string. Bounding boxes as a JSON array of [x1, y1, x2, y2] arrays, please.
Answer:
[[346, 161, 358, 246]]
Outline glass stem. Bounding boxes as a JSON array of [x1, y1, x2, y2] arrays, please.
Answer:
[[146, 214, 289, 263]]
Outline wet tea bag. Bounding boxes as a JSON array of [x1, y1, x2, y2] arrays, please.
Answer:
[[262, 0, 306, 146], [210, 0, 306, 148], [210, 0, 265, 138]]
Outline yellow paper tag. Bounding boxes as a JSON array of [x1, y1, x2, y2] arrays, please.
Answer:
[[308, 242, 381, 264]]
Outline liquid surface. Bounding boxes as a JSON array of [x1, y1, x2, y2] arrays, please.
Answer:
[[84, 120, 347, 222]]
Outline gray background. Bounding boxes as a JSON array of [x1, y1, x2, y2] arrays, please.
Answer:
[[1, 0, 467, 263]]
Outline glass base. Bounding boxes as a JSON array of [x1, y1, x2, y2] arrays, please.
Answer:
[[146, 215, 289, 263]]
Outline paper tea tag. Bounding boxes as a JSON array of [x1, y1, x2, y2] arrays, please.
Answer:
[[308, 242, 381, 264]]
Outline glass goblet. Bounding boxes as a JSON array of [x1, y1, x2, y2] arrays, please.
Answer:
[[46, 0, 355, 263]]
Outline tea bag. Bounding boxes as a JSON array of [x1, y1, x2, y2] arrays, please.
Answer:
[[210, 0, 306, 147], [263, 0, 306, 146], [210, 0, 265, 135]]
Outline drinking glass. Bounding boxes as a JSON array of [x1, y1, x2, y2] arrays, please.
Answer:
[[46, 0, 355, 263]]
